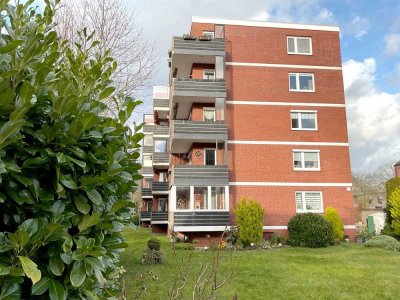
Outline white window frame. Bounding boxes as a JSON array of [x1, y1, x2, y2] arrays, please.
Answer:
[[204, 148, 217, 166], [203, 31, 215, 39], [292, 149, 320, 171], [203, 107, 216, 121], [287, 36, 313, 55], [290, 110, 318, 131], [203, 69, 216, 80], [289, 73, 315, 92], [295, 191, 323, 213]]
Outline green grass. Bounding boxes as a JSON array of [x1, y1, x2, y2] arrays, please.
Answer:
[[121, 228, 400, 299]]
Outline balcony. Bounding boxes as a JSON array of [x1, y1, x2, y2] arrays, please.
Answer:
[[153, 86, 170, 120], [153, 126, 169, 138], [173, 211, 230, 231], [143, 124, 153, 134], [140, 211, 151, 221], [170, 120, 228, 153], [151, 212, 168, 224], [141, 188, 152, 198], [171, 165, 229, 186], [152, 152, 169, 169], [171, 36, 225, 57], [142, 145, 153, 153], [141, 166, 153, 177], [152, 182, 169, 195]]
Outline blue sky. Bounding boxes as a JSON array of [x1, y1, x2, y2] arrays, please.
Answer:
[[27, 0, 400, 172]]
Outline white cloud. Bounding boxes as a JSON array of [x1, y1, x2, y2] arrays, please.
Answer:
[[384, 33, 400, 57], [315, 8, 335, 24], [343, 58, 400, 171], [251, 11, 270, 21], [346, 16, 370, 39]]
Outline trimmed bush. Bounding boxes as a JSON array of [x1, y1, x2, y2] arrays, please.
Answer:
[[148, 237, 161, 250], [288, 213, 333, 248], [365, 235, 400, 251], [324, 207, 344, 242], [172, 243, 195, 250], [234, 198, 264, 247], [389, 187, 400, 236], [142, 249, 165, 265]]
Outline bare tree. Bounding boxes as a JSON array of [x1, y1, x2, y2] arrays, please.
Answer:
[[55, 0, 158, 111]]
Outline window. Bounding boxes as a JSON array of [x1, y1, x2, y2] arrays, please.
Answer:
[[287, 36, 312, 55], [203, 69, 215, 80], [147, 201, 153, 212], [296, 191, 323, 213], [159, 172, 167, 182], [203, 31, 215, 39], [159, 198, 167, 212], [194, 187, 208, 210], [291, 111, 317, 130], [203, 107, 215, 122], [293, 150, 320, 170], [143, 135, 153, 146], [176, 187, 190, 210], [154, 140, 167, 152], [143, 155, 152, 167], [289, 73, 315, 92], [211, 187, 225, 210], [204, 149, 216, 166]]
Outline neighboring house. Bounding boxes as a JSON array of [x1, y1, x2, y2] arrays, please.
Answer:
[[353, 190, 386, 224], [140, 17, 356, 243]]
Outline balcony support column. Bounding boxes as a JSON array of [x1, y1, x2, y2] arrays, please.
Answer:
[[215, 56, 225, 79]]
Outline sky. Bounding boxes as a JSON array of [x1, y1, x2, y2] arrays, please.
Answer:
[[122, 0, 400, 173], [29, 0, 400, 173]]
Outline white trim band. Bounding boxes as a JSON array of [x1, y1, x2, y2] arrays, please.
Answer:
[[192, 17, 340, 32], [344, 225, 356, 229], [226, 62, 341, 70], [227, 100, 345, 108], [229, 182, 352, 187], [228, 140, 349, 147]]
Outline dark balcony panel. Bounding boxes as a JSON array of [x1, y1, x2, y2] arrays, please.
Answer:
[[152, 212, 168, 223], [141, 188, 152, 198], [154, 99, 169, 109], [142, 145, 154, 153], [152, 182, 169, 194], [172, 165, 229, 186], [143, 125, 153, 134], [172, 37, 225, 56], [141, 211, 151, 220], [172, 120, 228, 140], [173, 79, 226, 98], [153, 153, 169, 169], [174, 211, 230, 227], [153, 126, 169, 137]]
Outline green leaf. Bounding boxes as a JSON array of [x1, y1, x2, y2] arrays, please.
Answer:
[[67, 156, 87, 168], [60, 174, 78, 189], [18, 256, 41, 284], [49, 256, 64, 276], [9, 230, 29, 249], [0, 283, 21, 299], [78, 212, 100, 233], [48, 279, 66, 300], [70, 260, 86, 288], [31, 277, 51, 296], [111, 200, 132, 213], [73, 194, 91, 214], [0, 39, 24, 54], [84, 257, 104, 271], [86, 189, 102, 205], [98, 86, 115, 100], [0, 265, 11, 276]]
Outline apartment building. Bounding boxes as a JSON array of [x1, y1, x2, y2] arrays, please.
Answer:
[[141, 17, 356, 242]]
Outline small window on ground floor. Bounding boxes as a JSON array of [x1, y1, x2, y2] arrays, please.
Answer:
[[295, 191, 323, 213]]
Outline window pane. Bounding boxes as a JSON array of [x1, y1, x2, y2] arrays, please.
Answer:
[[295, 192, 303, 210], [154, 140, 167, 152], [293, 152, 302, 168], [159, 199, 167, 211], [194, 187, 208, 210], [305, 192, 322, 211], [144, 135, 153, 146], [211, 187, 225, 210], [297, 38, 311, 54], [147, 201, 152, 211], [289, 74, 297, 90], [205, 149, 216, 165], [291, 112, 299, 128], [203, 69, 215, 80], [288, 37, 295, 52], [204, 108, 215, 122], [159, 172, 167, 182], [176, 187, 190, 210], [301, 113, 316, 129], [299, 75, 313, 90], [304, 152, 319, 168]]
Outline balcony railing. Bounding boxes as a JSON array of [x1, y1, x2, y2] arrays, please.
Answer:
[[173, 211, 230, 227], [151, 212, 168, 223], [140, 211, 151, 220], [143, 125, 153, 134], [172, 36, 225, 56], [153, 126, 169, 137], [171, 120, 228, 141], [153, 153, 169, 168], [152, 182, 169, 194], [154, 99, 169, 110], [141, 167, 153, 176], [172, 78, 226, 98], [141, 188, 152, 198], [142, 145, 153, 153], [171, 165, 229, 186]]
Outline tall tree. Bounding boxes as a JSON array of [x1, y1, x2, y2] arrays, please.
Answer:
[[55, 0, 158, 110]]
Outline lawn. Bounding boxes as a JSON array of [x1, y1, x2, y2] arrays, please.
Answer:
[[121, 228, 400, 300]]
